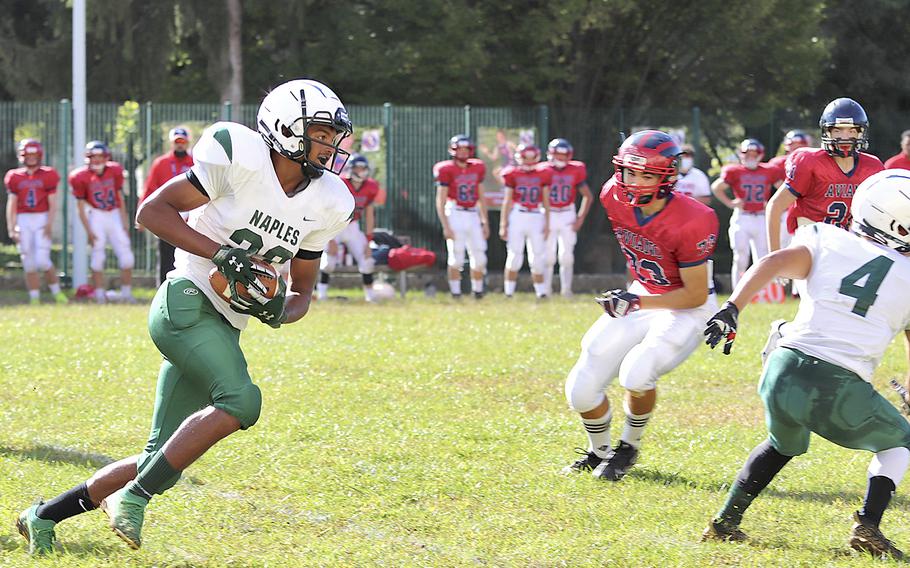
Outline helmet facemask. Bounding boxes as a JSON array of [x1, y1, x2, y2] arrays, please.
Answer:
[[821, 124, 868, 158]]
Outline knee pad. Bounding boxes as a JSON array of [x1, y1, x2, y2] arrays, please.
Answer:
[[447, 240, 466, 269], [358, 256, 375, 274], [118, 248, 135, 270], [565, 361, 609, 413], [505, 249, 524, 272], [215, 383, 262, 430], [468, 249, 487, 273], [618, 353, 659, 393], [21, 255, 37, 273], [529, 253, 546, 276], [558, 249, 575, 269], [320, 254, 336, 273], [90, 247, 106, 272]]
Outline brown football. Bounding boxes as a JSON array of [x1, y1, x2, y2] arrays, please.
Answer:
[[209, 257, 281, 303]]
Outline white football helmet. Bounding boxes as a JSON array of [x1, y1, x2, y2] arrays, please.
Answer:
[[851, 169, 910, 253], [257, 79, 353, 178]]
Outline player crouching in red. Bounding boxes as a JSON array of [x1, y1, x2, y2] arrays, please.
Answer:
[[562, 130, 719, 481]]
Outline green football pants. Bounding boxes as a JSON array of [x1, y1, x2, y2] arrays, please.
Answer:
[[137, 278, 261, 487], [760, 347, 910, 456]]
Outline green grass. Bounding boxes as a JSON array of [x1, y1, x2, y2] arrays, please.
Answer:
[[1, 294, 908, 566]]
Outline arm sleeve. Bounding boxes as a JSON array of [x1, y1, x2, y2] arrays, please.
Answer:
[[433, 163, 451, 187], [69, 173, 86, 200], [4, 171, 15, 194], [576, 163, 588, 187], [784, 150, 811, 198], [677, 210, 720, 267], [45, 169, 60, 193]]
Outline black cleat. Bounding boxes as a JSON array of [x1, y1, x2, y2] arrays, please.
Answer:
[[701, 519, 748, 542], [451, 293, 462, 300], [561, 448, 606, 475], [849, 511, 904, 559], [473, 291, 484, 300], [593, 441, 638, 481]]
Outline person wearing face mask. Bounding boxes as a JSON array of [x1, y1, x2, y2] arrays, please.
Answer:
[[711, 139, 784, 288], [673, 144, 712, 205], [141, 127, 195, 284], [70, 141, 135, 303]]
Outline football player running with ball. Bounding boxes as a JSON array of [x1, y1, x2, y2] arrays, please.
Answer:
[[15, 79, 355, 555], [703, 170, 910, 559], [563, 130, 719, 481]]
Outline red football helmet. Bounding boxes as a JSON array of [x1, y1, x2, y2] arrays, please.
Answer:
[[514, 144, 541, 168], [611, 130, 681, 207], [18, 138, 43, 166]]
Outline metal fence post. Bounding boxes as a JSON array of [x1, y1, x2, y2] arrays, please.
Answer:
[[538, 104, 549, 144], [59, 99, 71, 286], [464, 104, 471, 137], [383, 102, 393, 232], [223, 101, 232, 122]]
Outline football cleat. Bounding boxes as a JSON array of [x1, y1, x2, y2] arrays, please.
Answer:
[[101, 488, 148, 550], [16, 502, 57, 555], [593, 441, 638, 481], [849, 511, 904, 559], [473, 291, 484, 300], [28, 297, 40, 305], [54, 292, 69, 304], [701, 519, 748, 543], [561, 448, 607, 475]]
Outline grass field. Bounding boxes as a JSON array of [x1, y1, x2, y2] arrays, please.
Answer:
[[1, 292, 909, 567]]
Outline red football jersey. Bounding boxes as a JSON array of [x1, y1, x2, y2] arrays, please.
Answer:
[[884, 154, 910, 170], [342, 177, 380, 222], [767, 155, 788, 170], [600, 179, 719, 295], [720, 163, 784, 213], [543, 161, 587, 208], [783, 148, 883, 233], [4, 166, 60, 214], [501, 164, 553, 209], [142, 151, 194, 202], [70, 163, 125, 211], [433, 159, 486, 208]]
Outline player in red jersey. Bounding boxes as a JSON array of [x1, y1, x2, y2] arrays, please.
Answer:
[[318, 154, 381, 301], [140, 127, 195, 284], [766, 98, 884, 253], [541, 138, 592, 297], [883, 130, 910, 170], [767, 130, 812, 252], [4, 139, 67, 304], [562, 130, 719, 481], [499, 144, 552, 298], [70, 141, 135, 303], [711, 139, 784, 287], [434, 135, 489, 298]]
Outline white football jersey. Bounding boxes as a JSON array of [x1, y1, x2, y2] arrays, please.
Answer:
[[173, 121, 354, 330], [779, 223, 910, 381]]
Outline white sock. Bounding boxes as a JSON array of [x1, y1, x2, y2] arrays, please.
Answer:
[[471, 278, 483, 293], [49, 283, 61, 295], [364, 286, 375, 301], [543, 270, 553, 294], [621, 400, 652, 449], [504, 280, 517, 296], [560, 267, 573, 296], [316, 283, 328, 300], [94, 288, 106, 303], [121, 285, 132, 296], [533, 282, 547, 297], [28, 290, 40, 300], [448, 279, 462, 295], [582, 407, 613, 458]]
